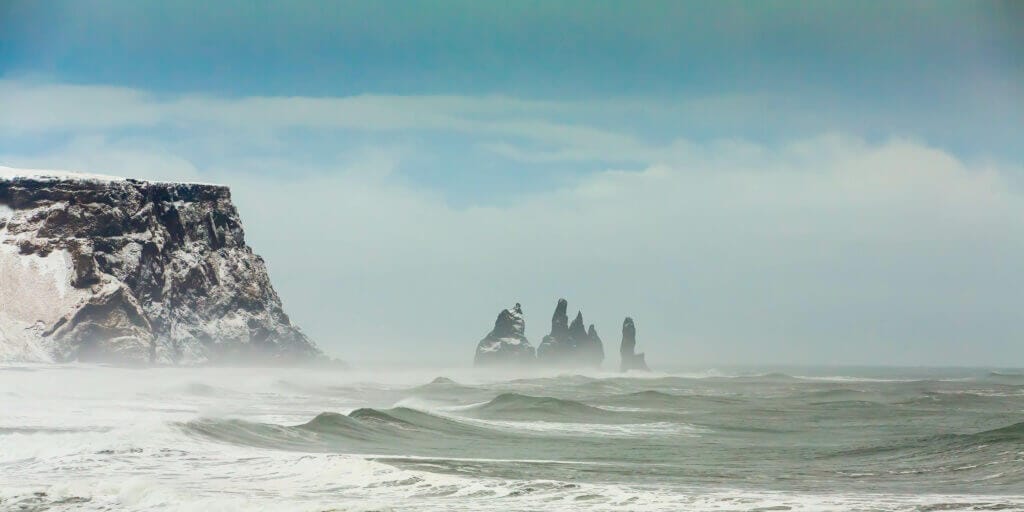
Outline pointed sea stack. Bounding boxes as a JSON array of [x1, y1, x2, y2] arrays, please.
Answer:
[[536, 299, 569, 363], [619, 317, 649, 372], [581, 324, 605, 367], [568, 311, 587, 343], [536, 299, 603, 368], [474, 303, 535, 366]]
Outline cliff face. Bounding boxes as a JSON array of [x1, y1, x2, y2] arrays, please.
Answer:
[[474, 303, 535, 366], [536, 299, 604, 367], [0, 169, 321, 364]]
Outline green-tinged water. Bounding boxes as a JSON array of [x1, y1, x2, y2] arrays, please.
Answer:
[[2, 365, 1022, 511]]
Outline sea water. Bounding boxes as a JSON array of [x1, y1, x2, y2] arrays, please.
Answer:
[[2, 364, 1022, 511]]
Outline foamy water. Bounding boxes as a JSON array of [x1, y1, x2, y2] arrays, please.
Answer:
[[2, 365, 1023, 511]]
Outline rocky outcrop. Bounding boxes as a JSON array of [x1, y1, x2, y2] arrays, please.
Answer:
[[536, 299, 603, 367], [536, 299, 571, 364], [581, 324, 604, 367], [474, 303, 535, 366], [619, 317, 649, 372], [0, 168, 322, 364]]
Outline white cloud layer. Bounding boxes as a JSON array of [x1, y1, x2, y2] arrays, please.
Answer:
[[2, 80, 1022, 366]]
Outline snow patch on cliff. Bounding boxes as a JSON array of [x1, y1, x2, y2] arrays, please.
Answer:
[[0, 165, 125, 182], [0, 241, 89, 362], [0, 165, 224, 187]]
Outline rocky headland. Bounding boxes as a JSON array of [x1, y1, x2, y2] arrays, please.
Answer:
[[0, 168, 323, 365]]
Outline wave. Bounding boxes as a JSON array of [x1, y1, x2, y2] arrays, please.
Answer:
[[179, 395, 694, 457], [807, 399, 890, 409], [181, 417, 319, 451], [180, 404, 523, 454], [895, 390, 1023, 407], [831, 421, 1024, 462], [347, 407, 496, 437], [601, 390, 744, 409], [703, 371, 801, 383], [466, 393, 618, 422], [985, 371, 1024, 385], [408, 377, 486, 398], [801, 388, 870, 399], [957, 421, 1024, 444]]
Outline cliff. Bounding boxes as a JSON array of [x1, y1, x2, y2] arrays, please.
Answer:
[[474, 303, 535, 366], [0, 167, 322, 364]]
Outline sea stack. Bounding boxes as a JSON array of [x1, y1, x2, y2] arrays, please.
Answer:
[[474, 303, 535, 366], [581, 324, 605, 367], [0, 168, 322, 364], [536, 298, 603, 367], [619, 317, 649, 372]]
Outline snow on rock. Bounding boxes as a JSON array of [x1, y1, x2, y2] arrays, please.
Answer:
[[474, 303, 535, 366], [0, 166, 322, 365], [0, 165, 126, 183]]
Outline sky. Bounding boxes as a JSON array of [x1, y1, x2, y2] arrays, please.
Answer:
[[1, 1, 1022, 366]]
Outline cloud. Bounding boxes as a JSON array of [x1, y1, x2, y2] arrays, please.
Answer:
[[6, 128, 1020, 366], [4, 79, 1020, 170], [0, 79, 618, 144], [236, 136, 1023, 366]]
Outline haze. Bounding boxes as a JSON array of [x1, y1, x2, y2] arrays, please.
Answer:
[[1, 1, 1021, 366]]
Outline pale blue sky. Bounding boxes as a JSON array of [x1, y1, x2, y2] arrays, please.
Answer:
[[1, 2, 1022, 365]]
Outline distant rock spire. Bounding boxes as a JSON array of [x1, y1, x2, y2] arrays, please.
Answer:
[[537, 299, 603, 368], [568, 311, 587, 341], [551, 298, 569, 338], [581, 324, 605, 367], [621, 318, 636, 354], [619, 317, 649, 372], [474, 303, 535, 366]]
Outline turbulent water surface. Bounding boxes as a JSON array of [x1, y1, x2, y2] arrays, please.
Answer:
[[2, 365, 1023, 511]]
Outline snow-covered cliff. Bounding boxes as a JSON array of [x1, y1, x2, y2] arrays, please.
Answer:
[[0, 167, 322, 364]]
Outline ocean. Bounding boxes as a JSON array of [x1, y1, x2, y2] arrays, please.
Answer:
[[2, 364, 1022, 511]]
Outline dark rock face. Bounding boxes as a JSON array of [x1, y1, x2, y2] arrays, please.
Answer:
[[551, 299, 569, 339], [536, 299, 604, 367], [619, 317, 649, 372], [0, 173, 322, 364], [580, 324, 605, 367], [474, 303, 535, 366]]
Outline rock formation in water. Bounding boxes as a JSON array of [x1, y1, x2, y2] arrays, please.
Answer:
[[619, 317, 649, 372], [0, 168, 322, 365], [536, 299, 604, 367], [582, 324, 605, 366], [474, 303, 535, 366]]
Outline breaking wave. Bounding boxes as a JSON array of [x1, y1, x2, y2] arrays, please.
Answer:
[[6, 365, 1024, 511]]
